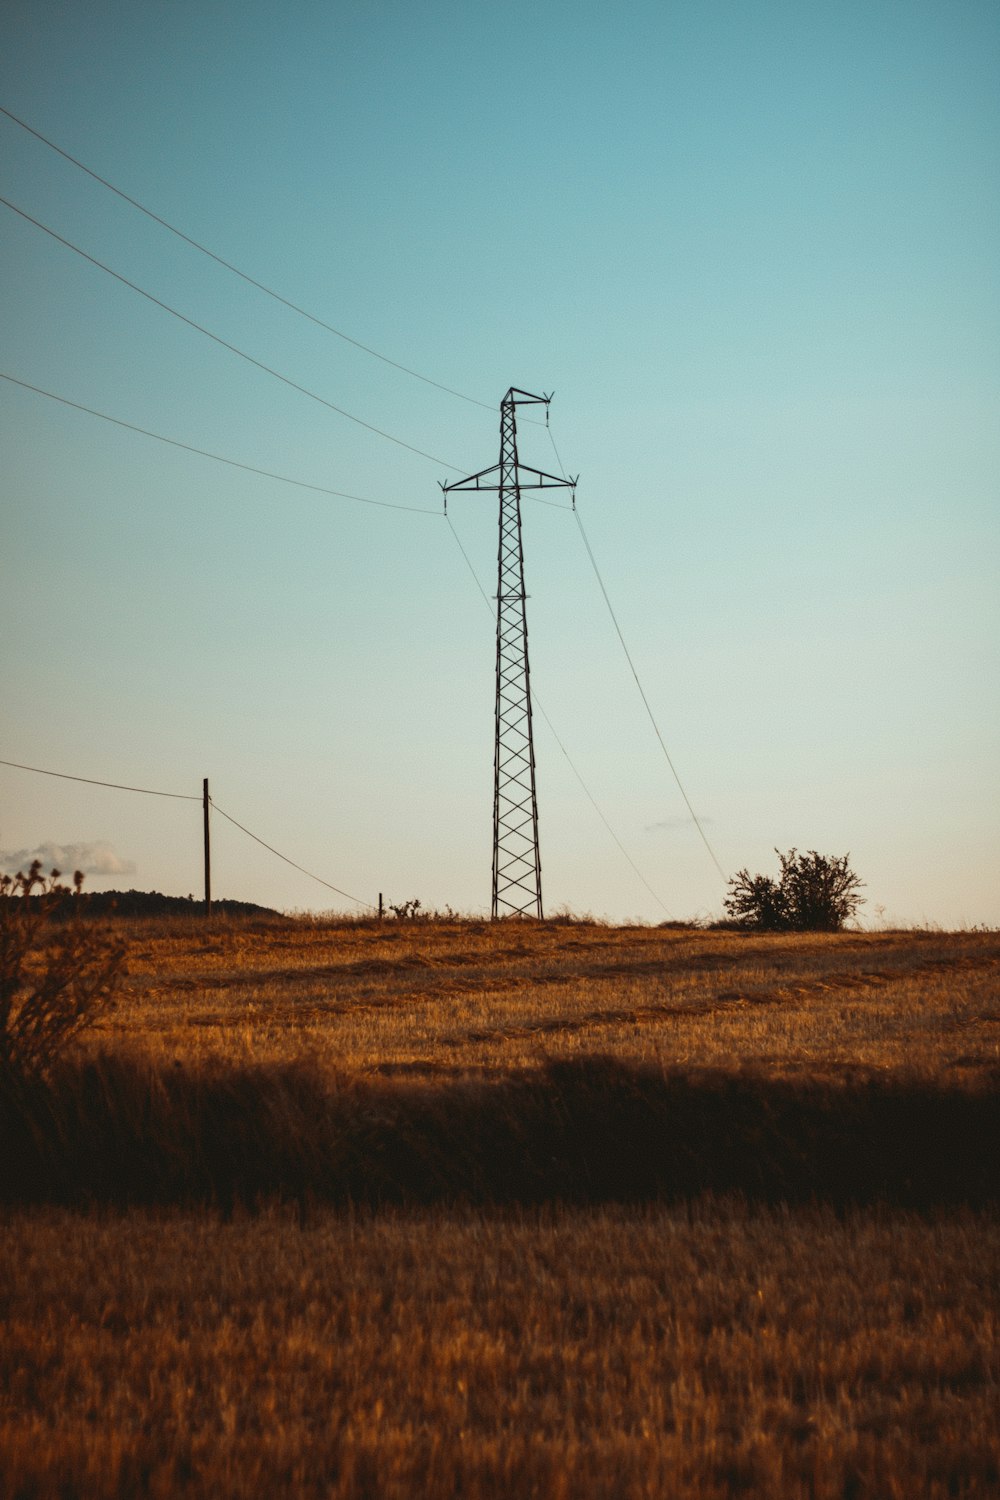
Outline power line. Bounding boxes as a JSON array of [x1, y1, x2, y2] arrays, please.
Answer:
[[546, 422, 570, 484], [572, 505, 727, 883], [0, 756, 375, 907], [3, 372, 555, 516], [528, 492, 575, 512], [1, 372, 441, 516], [533, 703, 675, 920], [0, 102, 495, 414], [543, 419, 727, 885], [0, 195, 462, 473], [209, 800, 373, 909], [0, 756, 199, 800], [445, 514, 493, 610], [444, 516, 674, 917]]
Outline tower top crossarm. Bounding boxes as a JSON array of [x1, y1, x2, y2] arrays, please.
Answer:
[[505, 387, 551, 407], [441, 390, 578, 499]]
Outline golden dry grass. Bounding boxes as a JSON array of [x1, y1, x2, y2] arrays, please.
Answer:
[[2, 916, 998, 1496], [97, 916, 1000, 1082], [2, 1201, 998, 1499]]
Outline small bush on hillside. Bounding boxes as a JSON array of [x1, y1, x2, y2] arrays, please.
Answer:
[[388, 898, 424, 920], [724, 849, 864, 932], [0, 861, 126, 1082]]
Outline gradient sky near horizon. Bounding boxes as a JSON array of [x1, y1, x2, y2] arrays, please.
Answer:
[[2, 0, 997, 925]]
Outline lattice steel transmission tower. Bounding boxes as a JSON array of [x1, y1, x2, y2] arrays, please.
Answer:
[[443, 389, 576, 918]]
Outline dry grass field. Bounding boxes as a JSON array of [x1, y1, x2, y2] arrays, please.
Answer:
[[93, 914, 1000, 1080], [1, 914, 998, 1497]]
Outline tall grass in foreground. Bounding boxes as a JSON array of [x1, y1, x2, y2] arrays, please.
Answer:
[[1, 1203, 997, 1499], [2, 1051, 997, 1211]]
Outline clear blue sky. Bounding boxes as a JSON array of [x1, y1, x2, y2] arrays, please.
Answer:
[[2, 0, 997, 924]]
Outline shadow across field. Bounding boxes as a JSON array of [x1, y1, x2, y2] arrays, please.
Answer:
[[2, 1055, 997, 1214]]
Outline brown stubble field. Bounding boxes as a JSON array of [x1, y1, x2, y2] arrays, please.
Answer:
[[1, 916, 999, 1498], [93, 916, 1000, 1078]]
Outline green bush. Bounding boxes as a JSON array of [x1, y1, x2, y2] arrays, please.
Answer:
[[724, 848, 864, 932]]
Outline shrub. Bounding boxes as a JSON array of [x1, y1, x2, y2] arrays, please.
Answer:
[[389, 898, 423, 920], [0, 861, 126, 1082], [724, 848, 864, 932]]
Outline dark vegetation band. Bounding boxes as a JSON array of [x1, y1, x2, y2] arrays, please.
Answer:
[[2, 1054, 997, 1214]]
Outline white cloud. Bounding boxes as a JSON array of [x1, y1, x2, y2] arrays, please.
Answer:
[[0, 841, 137, 877], [645, 816, 714, 835]]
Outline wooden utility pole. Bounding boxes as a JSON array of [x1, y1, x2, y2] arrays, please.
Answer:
[[203, 778, 212, 916]]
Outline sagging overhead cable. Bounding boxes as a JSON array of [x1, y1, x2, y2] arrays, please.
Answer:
[[573, 505, 727, 884], [0, 195, 463, 472], [544, 420, 726, 885], [0, 103, 494, 413], [1, 373, 441, 516], [209, 800, 374, 909]]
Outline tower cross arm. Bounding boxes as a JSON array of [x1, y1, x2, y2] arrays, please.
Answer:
[[442, 462, 577, 494], [441, 462, 502, 494], [513, 464, 577, 491]]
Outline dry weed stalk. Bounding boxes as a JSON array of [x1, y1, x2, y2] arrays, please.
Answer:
[[0, 860, 126, 1081]]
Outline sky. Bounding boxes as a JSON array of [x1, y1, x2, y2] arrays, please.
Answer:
[[1, 0, 997, 925]]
